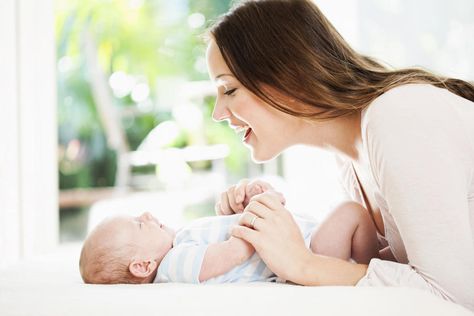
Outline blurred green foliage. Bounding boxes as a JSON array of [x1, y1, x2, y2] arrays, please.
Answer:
[[56, 0, 250, 190]]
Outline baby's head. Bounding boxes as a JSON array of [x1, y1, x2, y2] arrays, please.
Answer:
[[79, 212, 175, 284]]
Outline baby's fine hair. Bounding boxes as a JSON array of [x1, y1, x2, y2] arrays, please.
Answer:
[[79, 238, 139, 284]]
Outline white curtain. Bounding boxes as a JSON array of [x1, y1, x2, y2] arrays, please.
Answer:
[[0, 0, 58, 268]]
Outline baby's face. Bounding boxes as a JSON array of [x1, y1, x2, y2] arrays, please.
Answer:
[[95, 212, 175, 262]]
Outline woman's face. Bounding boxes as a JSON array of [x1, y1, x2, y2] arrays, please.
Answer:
[[206, 39, 302, 162]]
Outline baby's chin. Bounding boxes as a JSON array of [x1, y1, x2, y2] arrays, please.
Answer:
[[162, 224, 176, 239]]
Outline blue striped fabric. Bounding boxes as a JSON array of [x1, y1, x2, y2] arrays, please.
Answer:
[[154, 213, 318, 284]]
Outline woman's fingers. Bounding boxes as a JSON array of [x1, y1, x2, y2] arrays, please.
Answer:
[[238, 211, 265, 230], [231, 225, 260, 248], [237, 206, 310, 283], [234, 194, 313, 283], [244, 201, 273, 220], [238, 191, 287, 229], [239, 192, 287, 230], [249, 191, 286, 211]]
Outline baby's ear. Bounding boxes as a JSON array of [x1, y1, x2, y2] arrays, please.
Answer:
[[129, 259, 158, 278]]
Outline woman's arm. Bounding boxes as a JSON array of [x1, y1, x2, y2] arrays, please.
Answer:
[[232, 191, 368, 285], [361, 85, 474, 309], [297, 253, 368, 286]]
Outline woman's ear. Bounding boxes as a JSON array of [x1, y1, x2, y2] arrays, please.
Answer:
[[128, 259, 158, 278]]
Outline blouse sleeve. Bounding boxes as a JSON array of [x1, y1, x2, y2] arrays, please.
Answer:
[[335, 155, 358, 202], [356, 85, 474, 310]]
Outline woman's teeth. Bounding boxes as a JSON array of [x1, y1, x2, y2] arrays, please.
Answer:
[[233, 125, 252, 141], [234, 126, 248, 134]]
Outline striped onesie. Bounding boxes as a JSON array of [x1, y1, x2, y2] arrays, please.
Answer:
[[154, 214, 318, 284]]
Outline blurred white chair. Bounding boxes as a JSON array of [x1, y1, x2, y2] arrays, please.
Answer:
[[87, 171, 226, 232]]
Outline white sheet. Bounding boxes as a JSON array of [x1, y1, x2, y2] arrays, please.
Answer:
[[0, 244, 471, 316]]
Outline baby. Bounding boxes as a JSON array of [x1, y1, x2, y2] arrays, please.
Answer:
[[80, 184, 381, 284]]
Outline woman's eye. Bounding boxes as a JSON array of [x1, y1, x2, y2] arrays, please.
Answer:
[[224, 88, 237, 96]]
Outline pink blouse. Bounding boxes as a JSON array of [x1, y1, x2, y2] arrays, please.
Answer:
[[339, 84, 474, 311]]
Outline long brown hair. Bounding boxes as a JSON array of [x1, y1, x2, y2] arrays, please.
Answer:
[[209, 0, 474, 120]]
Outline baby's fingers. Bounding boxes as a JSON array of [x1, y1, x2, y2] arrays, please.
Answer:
[[218, 191, 234, 215], [235, 178, 250, 204], [227, 186, 244, 213]]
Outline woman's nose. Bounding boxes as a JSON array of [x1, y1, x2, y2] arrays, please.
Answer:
[[212, 100, 231, 122]]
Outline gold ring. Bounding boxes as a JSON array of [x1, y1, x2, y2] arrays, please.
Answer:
[[250, 215, 257, 229]]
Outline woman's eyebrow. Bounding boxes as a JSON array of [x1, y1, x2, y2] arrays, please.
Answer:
[[215, 73, 234, 81]]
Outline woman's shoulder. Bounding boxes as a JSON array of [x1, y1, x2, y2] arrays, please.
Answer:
[[361, 83, 457, 133], [364, 84, 442, 120], [375, 83, 440, 101]]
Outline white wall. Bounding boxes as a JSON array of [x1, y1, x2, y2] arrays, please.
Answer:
[[0, 0, 58, 268], [282, 0, 359, 219]]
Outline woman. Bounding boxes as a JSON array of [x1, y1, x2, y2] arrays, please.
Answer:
[[205, 0, 474, 311]]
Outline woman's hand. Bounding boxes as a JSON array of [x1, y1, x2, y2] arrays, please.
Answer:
[[233, 191, 369, 285], [215, 178, 285, 215], [232, 191, 310, 282]]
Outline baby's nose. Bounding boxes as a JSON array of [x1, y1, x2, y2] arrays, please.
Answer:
[[140, 212, 153, 221]]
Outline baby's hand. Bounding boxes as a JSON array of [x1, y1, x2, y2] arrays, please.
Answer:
[[242, 181, 265, 206], [215, 179, 286, 215]]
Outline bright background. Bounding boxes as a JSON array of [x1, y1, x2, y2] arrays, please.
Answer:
[[0, 0, 472, 267], [42, 0, 474, 242]]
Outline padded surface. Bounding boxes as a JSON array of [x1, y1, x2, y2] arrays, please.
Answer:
[[0, 244, 471, 316]]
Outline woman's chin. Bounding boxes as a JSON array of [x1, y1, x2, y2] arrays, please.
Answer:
[[250, 147, 280, 163]]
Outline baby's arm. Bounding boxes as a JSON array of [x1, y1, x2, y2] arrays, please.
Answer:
[[199, 237, 254, 282]]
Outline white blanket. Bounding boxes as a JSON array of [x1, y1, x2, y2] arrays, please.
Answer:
[[0, 244, 471, 316]]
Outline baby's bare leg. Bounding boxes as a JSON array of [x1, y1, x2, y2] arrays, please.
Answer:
[[310, 201, 379, 264]]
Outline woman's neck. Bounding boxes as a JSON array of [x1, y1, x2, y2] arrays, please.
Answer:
[[298, 111, 363, 161]]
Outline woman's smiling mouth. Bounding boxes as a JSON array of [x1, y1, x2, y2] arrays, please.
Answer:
[[231, 125, 252, 142]]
